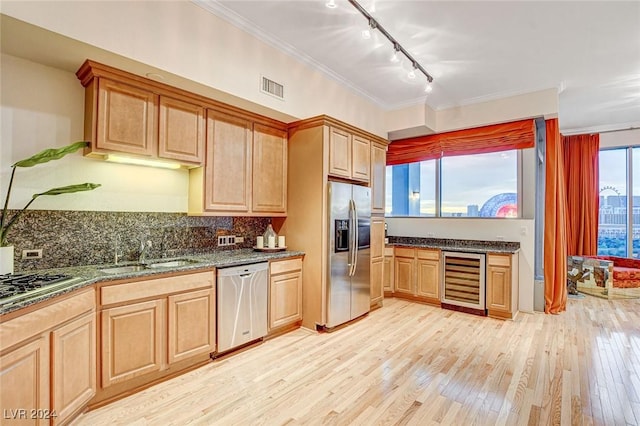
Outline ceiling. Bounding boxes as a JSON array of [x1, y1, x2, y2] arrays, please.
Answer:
[[198, 0, 640, 135]]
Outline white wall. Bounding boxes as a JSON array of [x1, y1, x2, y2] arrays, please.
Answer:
[[0, 0, 388, 137], [1, 54, 189, 212], [386, 217, 535, 313]]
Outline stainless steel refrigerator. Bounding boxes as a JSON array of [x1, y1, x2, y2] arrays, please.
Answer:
[[327, 181, 371, 328]]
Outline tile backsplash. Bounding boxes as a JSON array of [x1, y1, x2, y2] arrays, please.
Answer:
[[4, 210, 272, 272]]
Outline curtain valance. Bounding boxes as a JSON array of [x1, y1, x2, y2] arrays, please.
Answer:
[[387, 119, 535, 165]]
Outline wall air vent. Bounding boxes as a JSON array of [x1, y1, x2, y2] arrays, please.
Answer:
[[261, 76, 284, 100]]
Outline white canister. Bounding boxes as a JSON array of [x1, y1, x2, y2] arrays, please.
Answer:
[[278, 235, 286, 248], [256, 236, 264, 248], [268, 236, 276, 248]]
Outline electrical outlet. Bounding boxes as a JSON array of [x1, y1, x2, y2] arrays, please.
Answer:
[[22, 249, 43, 259], [217, 235, 237, 246], [236, 236, 244, 243], [496, 235, 505, 241]]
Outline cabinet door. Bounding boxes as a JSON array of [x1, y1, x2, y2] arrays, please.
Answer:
[[383, 255, 394, 292], [394, 256, 415, 294], [371, 142, 386, 214], [97, 78, 156, 156], [158, 96, 204, 164], [269, 271, 302, 330], [51, 312, 96, 425], [370, 257, 384, 305], [0, 335, 50, 424], [101, 299, 164, 387], [167, 288, 216, 363], [204, 110, 252, 212], [417, 259, 440, 300], [370, 217, 385, 260], [252, 124, 287, 214], [351, 135, 371, 182], [328, 126, 352, 178], [487, 264, 511, 313]]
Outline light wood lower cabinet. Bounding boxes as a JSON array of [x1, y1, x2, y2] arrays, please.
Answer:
[[393, 247, 441, 305], [101, 299, 165, 388], [97, 270, 215, 400], [167, 288, 216, 363], [486, 253, 519, 319], [383, 254, 394, 293], [370, 217, 385, 306], [394, 253, 415, 295], [51, 311, 96, 425], [0, 335, 50, 425], [0, 289, 95, 426], [269, 258, 303, 332]]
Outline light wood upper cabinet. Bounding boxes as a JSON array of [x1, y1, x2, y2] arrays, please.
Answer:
[[486, 253, 519, 319], [269, 258, 303, 331], [328, 126, 352, 179], [252, 124, 288, 214], [97, 78, 157, 157], [167, 288, 216, 363], [77, 60, 205, 166], [51, 311, 96, 425], [0, 336, 50, 425], [204, 110, 252, 213], [158, 96, 205, 164], [190, 110, 288, 216], [352, 135, 371, 182], [101, 299, 165, 388], [328, 126, 372, 183], [371, 142, 387, 214]]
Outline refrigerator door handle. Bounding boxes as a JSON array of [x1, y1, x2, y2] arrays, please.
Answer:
[[351, 200, 358, 277], [349, 199, 356, 277]]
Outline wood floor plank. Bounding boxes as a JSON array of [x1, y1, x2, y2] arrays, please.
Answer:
[[72, 296, 640, 426]]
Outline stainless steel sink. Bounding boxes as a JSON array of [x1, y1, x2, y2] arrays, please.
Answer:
[[147, 259, 198, 269], [99, 264, 148, 274]]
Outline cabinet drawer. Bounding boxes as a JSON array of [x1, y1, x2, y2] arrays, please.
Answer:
[[394, 248, 415, 258], [487, 254, 511, 267], [270, 258, 303, 276], [417, 249, 439, 260], [101, 271, 214, 306]]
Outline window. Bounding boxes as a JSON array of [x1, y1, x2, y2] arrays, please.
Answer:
[[441, 151, 518, 217], [597, 147, 639, 258], [386, 150, 520, 218]]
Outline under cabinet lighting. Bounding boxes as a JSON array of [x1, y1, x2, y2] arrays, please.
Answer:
[[105, 154, 182, 170]]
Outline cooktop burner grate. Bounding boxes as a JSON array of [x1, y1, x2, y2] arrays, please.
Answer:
[[0, 273, 83, 308]]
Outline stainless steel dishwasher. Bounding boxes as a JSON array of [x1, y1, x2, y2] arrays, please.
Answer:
[[216, 262, 268, 353]]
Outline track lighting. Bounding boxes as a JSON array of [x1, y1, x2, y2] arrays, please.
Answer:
[[347, 0, 434, 88], [390, 44, 400, 63], [424, 82, 433, 93]]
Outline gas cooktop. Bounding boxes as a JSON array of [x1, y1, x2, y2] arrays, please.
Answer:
[[0, 273, 83, 309]]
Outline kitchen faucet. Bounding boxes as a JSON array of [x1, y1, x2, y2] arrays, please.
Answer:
[[139, 240, 152, 264]]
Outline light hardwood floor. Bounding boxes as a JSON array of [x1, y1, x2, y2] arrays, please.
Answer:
[[73, 296, 640, 425]]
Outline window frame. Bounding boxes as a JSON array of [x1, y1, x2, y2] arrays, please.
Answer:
[[386, 149, 524, 219]]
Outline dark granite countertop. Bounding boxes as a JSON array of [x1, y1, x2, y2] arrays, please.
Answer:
[[387, 236, 520, 254], [0, 249, 304, 316]]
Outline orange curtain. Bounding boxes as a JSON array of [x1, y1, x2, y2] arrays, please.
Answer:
[[544, 118, 568, 314], [387, 119, 535, 165], [563, 134, 600, 256]]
